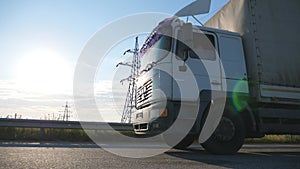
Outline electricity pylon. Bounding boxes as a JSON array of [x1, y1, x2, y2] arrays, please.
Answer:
[[60, 101, 72, 121], [117, 37, 140, 123]]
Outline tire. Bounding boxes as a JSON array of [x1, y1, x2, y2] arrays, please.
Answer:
[[162, 134, 196, 150], [173, 134, 196, 150], [201, 110, 245, 154]]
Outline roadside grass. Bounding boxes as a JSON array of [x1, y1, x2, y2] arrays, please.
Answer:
[[0, 127, 137, 142], [245, 135, 300, 144], [0, 127, 299, 144], [0, 127, 91, 142]]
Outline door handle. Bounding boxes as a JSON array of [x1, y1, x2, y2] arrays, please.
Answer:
[[211, 80, 221, 85]]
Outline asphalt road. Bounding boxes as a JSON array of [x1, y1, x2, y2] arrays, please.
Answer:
[[0, 142, 299, 169]]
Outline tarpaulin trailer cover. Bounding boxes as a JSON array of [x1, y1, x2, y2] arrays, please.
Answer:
[[205, 0, 300, 95]]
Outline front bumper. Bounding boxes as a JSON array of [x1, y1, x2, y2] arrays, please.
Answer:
[[133, 99, 204, 137], [133, 101, 174, 135]]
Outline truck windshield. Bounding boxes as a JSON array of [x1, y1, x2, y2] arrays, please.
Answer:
[[140, 35, 171, 70], [139, 23, 172, 71]]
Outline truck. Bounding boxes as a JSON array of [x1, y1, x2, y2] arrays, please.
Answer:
[[132, 0, 300, 154]]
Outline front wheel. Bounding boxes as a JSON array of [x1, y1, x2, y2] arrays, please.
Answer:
[[173, 134, 196, 149], [201, 110, 245, 154], [162, 134, 196, 150]]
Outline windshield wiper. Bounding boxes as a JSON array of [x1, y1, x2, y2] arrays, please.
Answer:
[[139, 61, 157, 75]]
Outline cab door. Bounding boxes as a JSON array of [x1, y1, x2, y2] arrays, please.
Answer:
[[172, 30, 222, 101]]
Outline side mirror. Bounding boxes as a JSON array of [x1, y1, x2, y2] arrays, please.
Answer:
[[179, 49, 188, 72], [182, 23, 193, 47], [182, 49, 189, 62]]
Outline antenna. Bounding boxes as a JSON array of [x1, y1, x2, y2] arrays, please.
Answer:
[[117, 37, 140, 123]]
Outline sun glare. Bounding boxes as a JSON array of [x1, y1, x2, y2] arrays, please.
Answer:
[[16, 49, 72, 94]]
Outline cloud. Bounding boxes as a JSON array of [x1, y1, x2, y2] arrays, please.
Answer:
[[0, 80, 128, 122], [0, 80, 74, 120], [93, 80, 128, 122]]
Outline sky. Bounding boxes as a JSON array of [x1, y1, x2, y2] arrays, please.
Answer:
[[0, 0, 229, 122]]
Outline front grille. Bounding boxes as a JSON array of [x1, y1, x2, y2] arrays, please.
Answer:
[[137, 79, 153, 105], [134, 123, 148, 131]]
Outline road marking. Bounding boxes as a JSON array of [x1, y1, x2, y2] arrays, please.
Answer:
[[250, 152, 272, 156], [284, 154, 299, 158]]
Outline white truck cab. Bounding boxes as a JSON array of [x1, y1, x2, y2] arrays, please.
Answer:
[[132, 0, 300, 155], [133, 17, 249, 153]]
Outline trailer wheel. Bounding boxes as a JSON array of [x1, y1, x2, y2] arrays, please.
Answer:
[[201, 110, 245, 154]]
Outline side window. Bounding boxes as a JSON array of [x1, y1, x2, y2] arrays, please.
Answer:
[[219, 35, 246, 79], [176, 31, 216, 60], [190, 33, 216, 60]]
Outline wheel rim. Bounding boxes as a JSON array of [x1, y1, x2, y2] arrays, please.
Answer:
[[214, 117, 235, 142]]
